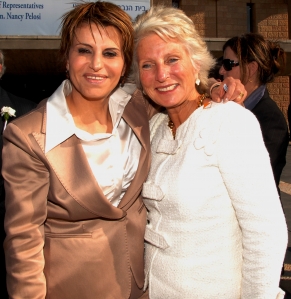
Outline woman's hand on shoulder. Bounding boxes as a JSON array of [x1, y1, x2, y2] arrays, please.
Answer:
[[209, 77, 247, 106]]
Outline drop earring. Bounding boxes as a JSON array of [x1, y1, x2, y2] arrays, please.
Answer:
[[195, 78, 200, 86]]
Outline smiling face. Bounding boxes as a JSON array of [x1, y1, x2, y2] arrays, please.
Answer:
[[219, 46, 241, 81], [137, 34, 199, 109], [66, 23, 125, 103]]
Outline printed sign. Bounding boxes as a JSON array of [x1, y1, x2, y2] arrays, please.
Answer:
[[0, 0, 150, 35]]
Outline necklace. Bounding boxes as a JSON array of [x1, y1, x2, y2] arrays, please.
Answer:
[[168, 118, 175, 138], [168, 93, 209, 139]]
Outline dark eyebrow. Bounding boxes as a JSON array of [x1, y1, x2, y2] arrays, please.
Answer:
[[75, 42, 93, 48], [104, 47, 121, 52]]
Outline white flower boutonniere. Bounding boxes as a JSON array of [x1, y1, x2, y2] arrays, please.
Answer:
[[1, 106, 16, 131]]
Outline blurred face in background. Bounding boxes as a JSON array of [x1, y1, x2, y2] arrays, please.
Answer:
[[219, 46, 241, 81]]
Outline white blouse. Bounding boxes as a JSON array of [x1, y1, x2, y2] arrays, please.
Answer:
[[46, 80, 141, 206]]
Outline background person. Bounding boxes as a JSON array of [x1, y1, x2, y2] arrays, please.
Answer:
[[0, 49, 37, 299], [133, 6, 287, 298], [208, 55, 223, 81], [219, 33, 289, 196]]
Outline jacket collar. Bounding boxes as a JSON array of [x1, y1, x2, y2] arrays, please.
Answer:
[[118, 89, 151, 209], [244, 84, 266, 111], [34, 85, 150, 217], [45, 80, 133, 153]]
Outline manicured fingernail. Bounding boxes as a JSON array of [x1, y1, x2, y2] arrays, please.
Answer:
[[223, 98, 229, 103]]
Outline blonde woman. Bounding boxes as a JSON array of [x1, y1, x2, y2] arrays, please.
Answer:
[[133, 6, 287, 299]]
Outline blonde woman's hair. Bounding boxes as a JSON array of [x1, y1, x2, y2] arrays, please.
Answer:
[[133, 6, 215, 91]]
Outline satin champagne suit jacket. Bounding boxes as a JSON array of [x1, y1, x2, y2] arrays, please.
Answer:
[[2, 89, 151, 299]]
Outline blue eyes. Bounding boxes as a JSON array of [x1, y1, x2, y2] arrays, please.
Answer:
[[142, 63, 153, 69], [141, 58, 179, 70], [168, 58, 178, 63]]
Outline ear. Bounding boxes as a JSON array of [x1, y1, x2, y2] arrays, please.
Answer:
[[121, 64, 126, 77], [248, 61, 258, 78], [194, 64, 201, 82], [195, 64, 201, 74], [66, 60, 69, 72]]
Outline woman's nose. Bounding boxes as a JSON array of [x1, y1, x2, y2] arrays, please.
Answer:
[[219, 65, 225, 76], [156, 65, 169, 82], [90, 53, 103, 71]]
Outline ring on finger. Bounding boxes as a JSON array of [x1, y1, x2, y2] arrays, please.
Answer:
[[239, 92, 244, 98], [223, 83, 228, 92]]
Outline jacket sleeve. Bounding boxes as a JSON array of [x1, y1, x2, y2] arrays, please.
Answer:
[[216, 104, 287, 299], [252, 100, 289, 187], [3, 122, 49, 299]]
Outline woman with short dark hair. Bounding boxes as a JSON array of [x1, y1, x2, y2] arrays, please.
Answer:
[[3, 2, 150, 298]]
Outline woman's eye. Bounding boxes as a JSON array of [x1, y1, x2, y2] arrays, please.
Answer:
[[168, 58, 178, 64], [78, 48, 91, 54], [141, 63, 153, 70], [104, 51, 117, 57]]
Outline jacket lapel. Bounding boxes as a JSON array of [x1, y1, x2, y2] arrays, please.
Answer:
[[118, 90, 151, 210], [33, 90, 150, 216], [33, 105, 125, 220]]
